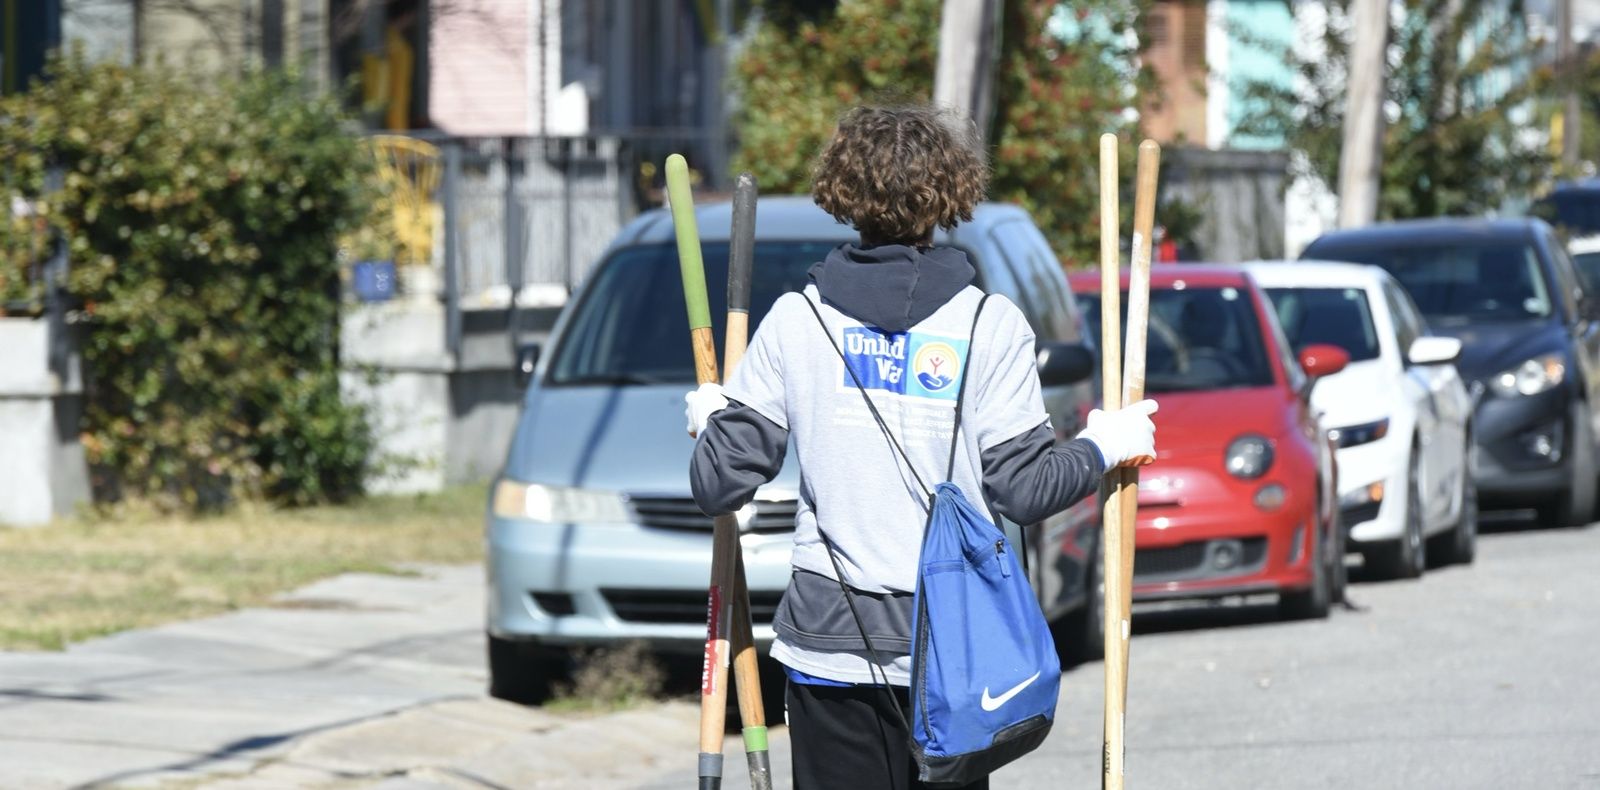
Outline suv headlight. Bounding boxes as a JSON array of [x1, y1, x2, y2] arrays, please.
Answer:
[[1490, 354, 1565, 397], [492, 479, 631, 524], [1329, 418, 1390, 449], [1224, 435, 1274, 480]]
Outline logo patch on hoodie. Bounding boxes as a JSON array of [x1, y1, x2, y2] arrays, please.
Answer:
[[841, 327, 967, 401]]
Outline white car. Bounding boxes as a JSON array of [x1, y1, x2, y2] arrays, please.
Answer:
[[1247, 262, 1477, 579]]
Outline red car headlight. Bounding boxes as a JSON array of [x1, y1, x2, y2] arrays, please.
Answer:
[[1225, 434, 1274, 479]]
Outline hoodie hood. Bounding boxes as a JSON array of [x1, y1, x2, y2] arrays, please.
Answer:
[[807, 243, 976, 333]]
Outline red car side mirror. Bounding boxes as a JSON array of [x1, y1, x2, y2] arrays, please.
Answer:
[[1298, 344, 1350, 379]]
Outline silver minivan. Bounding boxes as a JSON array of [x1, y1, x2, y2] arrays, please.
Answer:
[[486, 197, 1100, 701]]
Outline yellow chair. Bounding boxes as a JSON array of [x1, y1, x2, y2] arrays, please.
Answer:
[[370, 135, 440, 267]]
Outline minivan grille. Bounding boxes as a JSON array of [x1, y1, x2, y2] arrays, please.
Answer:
[[628, 497, 797, 533], [602, 588, 784, 624]]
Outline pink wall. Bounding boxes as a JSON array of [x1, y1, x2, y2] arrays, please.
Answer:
[[429, 0, 531, 136]]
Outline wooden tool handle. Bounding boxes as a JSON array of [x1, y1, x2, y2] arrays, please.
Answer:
[[1098, 133, 1129, 790], [724, 171, 772, 789], [667, 154, 720, 387], [1124, 139, 1161, 407], [1098, 133, 1123, 414], [667, 154, 729, 786]]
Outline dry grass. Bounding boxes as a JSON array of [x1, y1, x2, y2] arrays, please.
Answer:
[[0, 484, 486, 651], [546, 641, 669, 713]]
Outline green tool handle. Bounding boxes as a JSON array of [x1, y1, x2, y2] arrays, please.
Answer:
[[666, 154, 713, 332]]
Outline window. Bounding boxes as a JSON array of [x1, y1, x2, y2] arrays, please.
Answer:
[[987, 225, 1048, 332], [1574, 250, 1600, 294], [1302, 238, 1552, 325], [1264, 287, 1382, 362], [1383, 283, 1422, 355], [548, 241, 822, 386], [1077, 286, 1274, 393], [991, 220, 1078, 341], [1542, 229, 1586, 321]]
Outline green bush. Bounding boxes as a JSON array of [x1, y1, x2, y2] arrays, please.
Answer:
[[0, 54, 375, 508]]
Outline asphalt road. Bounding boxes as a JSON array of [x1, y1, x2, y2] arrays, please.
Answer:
[[667, 514, 1600, 790], [1003, 513, 1600, 789]]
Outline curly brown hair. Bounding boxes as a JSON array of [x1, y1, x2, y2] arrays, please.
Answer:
[[811, 105, 990, 245]]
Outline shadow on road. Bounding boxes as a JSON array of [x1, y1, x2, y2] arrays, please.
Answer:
[[1477, 508, 1555, 535], [1129, 600, 1287, 637]]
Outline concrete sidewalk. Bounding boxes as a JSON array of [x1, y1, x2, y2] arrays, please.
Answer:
[[0, 564, 766, 789]]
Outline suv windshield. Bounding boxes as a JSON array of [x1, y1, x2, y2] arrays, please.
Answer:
[[1303, 240, 1551, 324], [548, 241, 825, 385], [1264, 287, 1381, 362], [1078, 286, 1274, 393]]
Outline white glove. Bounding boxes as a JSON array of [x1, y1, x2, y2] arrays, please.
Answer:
[[684, 382, 729, 437], [1077, 399, 1159, 469]]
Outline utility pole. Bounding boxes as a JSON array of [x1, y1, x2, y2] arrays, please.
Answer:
[[933, 0, 1003, 140], [1338, 0, 1390, 227], [1559, 0, 1581, 168]]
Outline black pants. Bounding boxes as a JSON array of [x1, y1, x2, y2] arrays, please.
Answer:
[[786, 681, 990, 790]]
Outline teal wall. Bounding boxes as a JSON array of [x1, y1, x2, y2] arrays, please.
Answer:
[[1223, 0, 1296, 149]]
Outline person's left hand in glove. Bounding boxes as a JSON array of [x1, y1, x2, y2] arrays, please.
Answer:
[[684, 382, 729, 437]]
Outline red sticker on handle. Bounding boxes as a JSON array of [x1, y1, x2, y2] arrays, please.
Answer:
[[700, 585, 723, 696]]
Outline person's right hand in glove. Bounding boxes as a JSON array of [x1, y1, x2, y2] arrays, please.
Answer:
[[1077, 399, 1160, 469]]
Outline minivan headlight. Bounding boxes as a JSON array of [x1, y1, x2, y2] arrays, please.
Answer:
[[1224, 435, 1274, 480], [492, 479, 631, 524], [1490, 354, 1565, 397]]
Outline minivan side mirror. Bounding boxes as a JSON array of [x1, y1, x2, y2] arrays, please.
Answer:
[[1407, 336, 1462, 366], [1298, 343, 1349, 379], [1037, 342, 1095, 387], [515, 343, 542, 389]]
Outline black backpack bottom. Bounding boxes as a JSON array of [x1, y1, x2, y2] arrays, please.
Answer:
[[914, 714, 1053, 787]]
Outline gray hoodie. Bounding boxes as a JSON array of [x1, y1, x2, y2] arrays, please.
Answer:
[[689, 242, 1103, 684]]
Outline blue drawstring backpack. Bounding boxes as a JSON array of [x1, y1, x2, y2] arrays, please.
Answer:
[[804, 295, 1061, 787]]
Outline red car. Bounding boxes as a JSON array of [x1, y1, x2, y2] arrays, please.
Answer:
[[1067, 266, 1348, 618]]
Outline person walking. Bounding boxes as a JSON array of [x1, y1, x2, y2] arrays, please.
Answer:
[[686, 104, 1158, 790]]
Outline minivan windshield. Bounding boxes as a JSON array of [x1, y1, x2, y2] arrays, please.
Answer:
[[1302, 240, 1551, 324], [548, 241, 825, 386], [1264, 287, 1381, 362], [1077, 286, 1275, 393]]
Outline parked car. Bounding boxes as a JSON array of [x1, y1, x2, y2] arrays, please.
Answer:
[[486, 197, 1100, 702], [1569, 235, 1600, 292], [1248, 261, 1477, 578], [1302, 219, 1600, 526], [1533, 179, 1600, 236], [1068, 266, 1346, 619]]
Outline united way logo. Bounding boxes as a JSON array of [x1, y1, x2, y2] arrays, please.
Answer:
[[913, 342, 960, 393], [841, 328, 968, 401]]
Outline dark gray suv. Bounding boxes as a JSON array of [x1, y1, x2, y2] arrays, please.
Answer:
[[1303, 218, 1600, 526]]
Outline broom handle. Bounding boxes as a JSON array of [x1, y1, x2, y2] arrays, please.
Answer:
[[666, 154, 730, 790], [1098, 134, 1127, 790], [725, 173, 773, 790]]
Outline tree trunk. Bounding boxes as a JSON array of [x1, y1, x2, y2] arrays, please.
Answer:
[[1337, 0, 1389, 227]]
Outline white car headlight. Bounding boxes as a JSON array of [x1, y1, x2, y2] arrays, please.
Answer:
[[1329, 418, 1390, 449], [1490, 354, 1565, 397], [492, 479, 631, 524]]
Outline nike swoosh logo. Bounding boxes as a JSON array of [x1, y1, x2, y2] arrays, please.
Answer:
[[980, 671, 1042, 712]]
